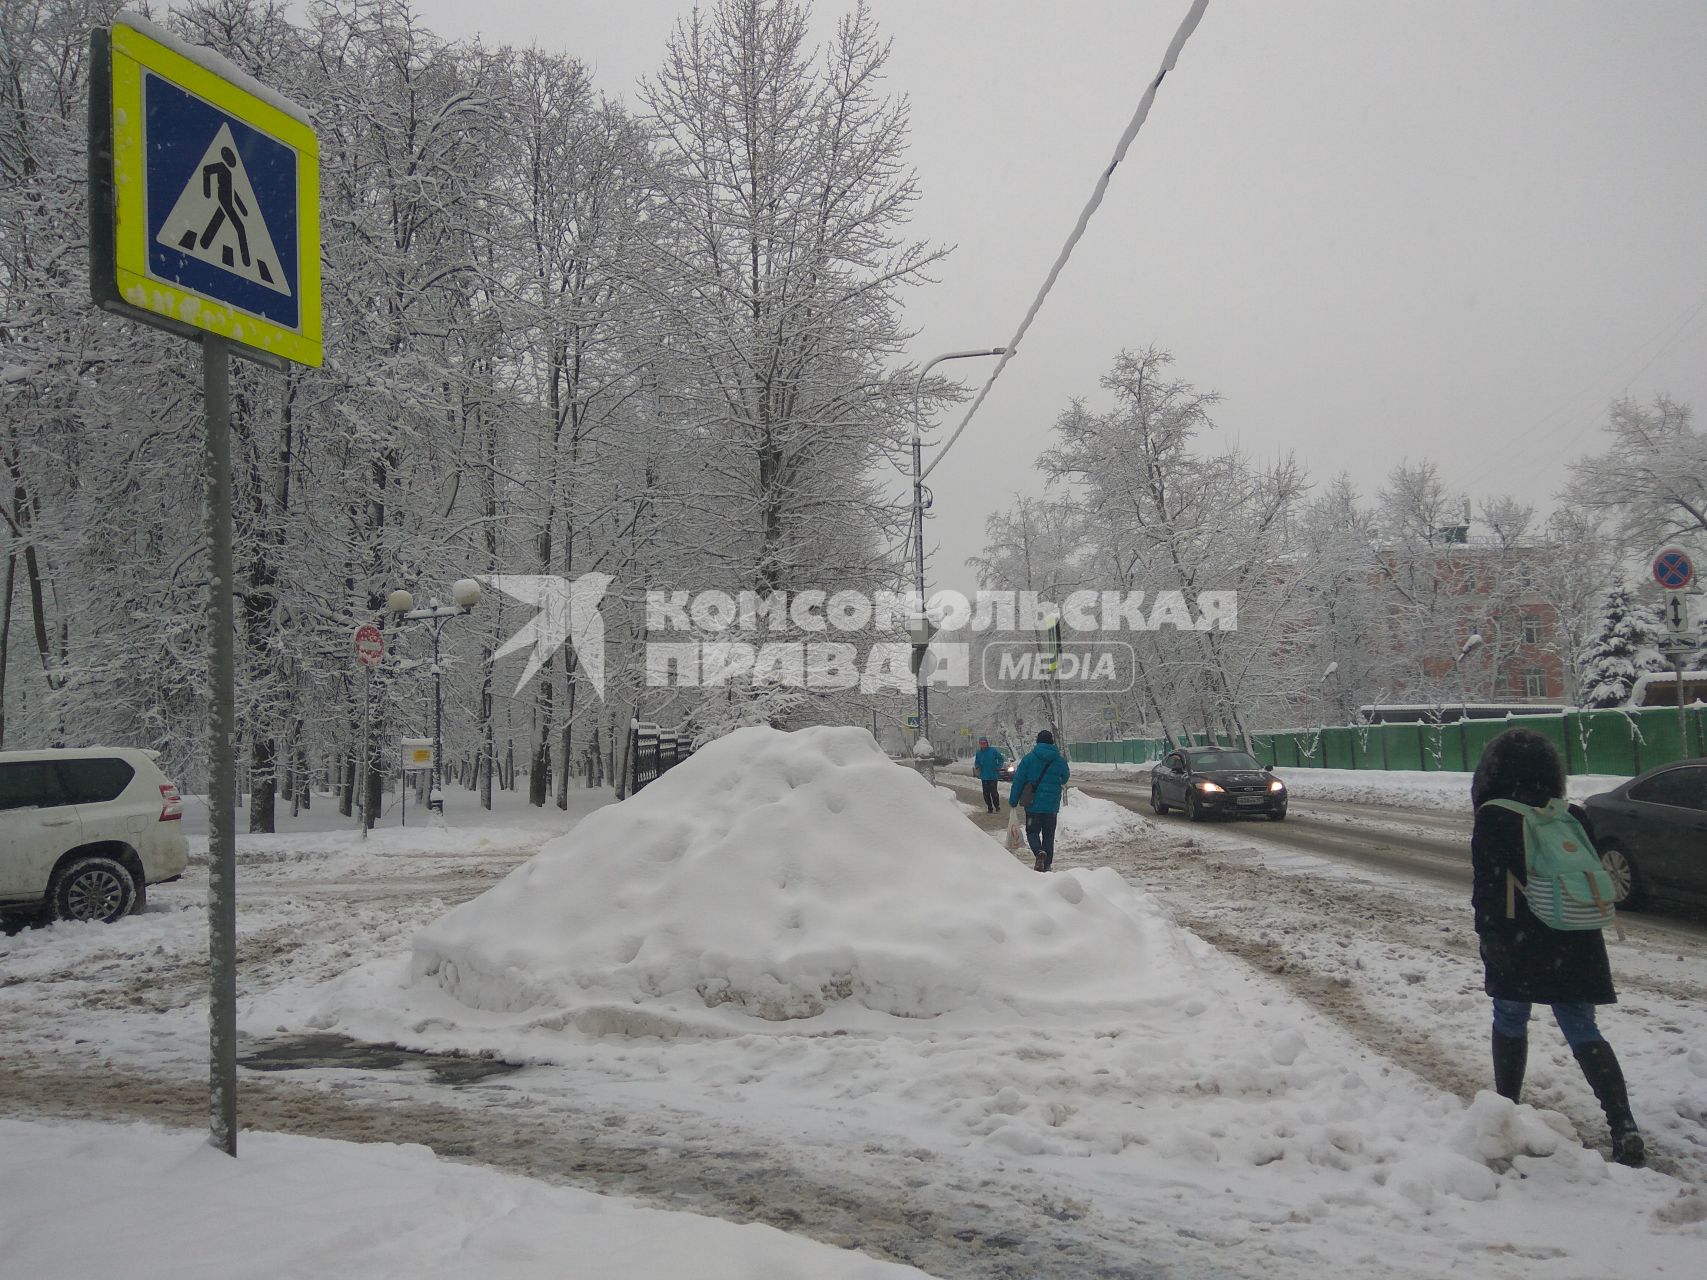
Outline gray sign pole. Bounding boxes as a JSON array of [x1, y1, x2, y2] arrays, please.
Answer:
[[1675, 653, 1689, 760], [91, 19, 318, 1158], [359, 663, 371, 839], [203, 334, 239, 1156]]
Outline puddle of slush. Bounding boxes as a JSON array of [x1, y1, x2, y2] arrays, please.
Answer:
[[239, 1032, 523, 1085]]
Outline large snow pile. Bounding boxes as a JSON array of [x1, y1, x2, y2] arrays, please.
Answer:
[[409, 726, 1199, 1026]]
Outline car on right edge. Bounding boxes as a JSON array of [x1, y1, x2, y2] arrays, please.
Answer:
[[1581, 758, 1707, 910]]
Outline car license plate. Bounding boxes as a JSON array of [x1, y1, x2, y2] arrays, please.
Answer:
[[1236, 794, 1264, 806]]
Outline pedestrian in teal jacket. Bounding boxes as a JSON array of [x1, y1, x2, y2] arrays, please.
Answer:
[[1008, 731, 1069, 871], [973, 738, 1004, 813]]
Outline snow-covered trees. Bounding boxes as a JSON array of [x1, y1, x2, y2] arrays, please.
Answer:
[[638, 0, 939, 599], [0, 0, 945, 807], [1578, 588, 1649, 709], [1562, 395, 1707, 556], [975, 348, 1653, 735], [969, 348, 1310, 745]]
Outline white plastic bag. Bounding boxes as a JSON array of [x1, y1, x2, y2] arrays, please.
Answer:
[[1006, 807, 1026, 852]]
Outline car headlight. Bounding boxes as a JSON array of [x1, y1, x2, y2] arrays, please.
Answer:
[[1269, 779, 1285, 792], [1196, 780, 1223, 793]]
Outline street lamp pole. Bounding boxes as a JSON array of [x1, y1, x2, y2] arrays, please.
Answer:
[[909, 348, 1005, 764], [1454, 633, 1484, 770], [1319, 661, 1338, 762], [389, 579, 482, 815]]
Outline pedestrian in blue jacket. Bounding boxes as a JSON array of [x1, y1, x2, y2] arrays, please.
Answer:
[[973, 737, 1005, 812], [1008, 730, 1069, 871]]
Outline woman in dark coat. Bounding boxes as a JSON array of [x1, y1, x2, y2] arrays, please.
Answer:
[[1471, 727, 1644, 1166]]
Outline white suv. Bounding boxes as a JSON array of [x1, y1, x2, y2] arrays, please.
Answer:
[[0, 748, 188, 924]]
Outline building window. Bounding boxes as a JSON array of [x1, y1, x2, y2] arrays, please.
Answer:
[[1524, 669, 1547, 698], [1521, 616, 1541, 645]]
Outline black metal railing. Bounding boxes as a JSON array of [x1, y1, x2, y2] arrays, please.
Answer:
[[630, 721, 694, 793]]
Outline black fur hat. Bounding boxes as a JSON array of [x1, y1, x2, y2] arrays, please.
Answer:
[[1036, 729, 1055, 745], [1471, 727, 1566, 809]]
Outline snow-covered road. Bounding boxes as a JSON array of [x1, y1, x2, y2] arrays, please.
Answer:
[[4, 741, 1705, 1280]]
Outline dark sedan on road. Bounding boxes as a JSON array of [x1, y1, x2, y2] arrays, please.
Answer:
[[1150, 746, 1287, 821], [1583, 759, 1707, 910]]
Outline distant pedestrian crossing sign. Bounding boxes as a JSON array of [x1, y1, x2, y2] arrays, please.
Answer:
[[90, 16, 321, 367]]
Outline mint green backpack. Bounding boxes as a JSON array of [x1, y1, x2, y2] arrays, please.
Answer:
[[1481, 798, 1618, 932]]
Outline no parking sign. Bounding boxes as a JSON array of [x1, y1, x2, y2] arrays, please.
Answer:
[[1652, 546, 1695, 591]]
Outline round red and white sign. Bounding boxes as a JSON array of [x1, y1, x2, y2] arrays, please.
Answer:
[[353, 624, 385, 667]]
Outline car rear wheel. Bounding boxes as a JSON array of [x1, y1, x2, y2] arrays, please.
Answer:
[[1151, 784, 1167, 815], [1598, 845, 1643, 910], [51, 855, 138, 924]]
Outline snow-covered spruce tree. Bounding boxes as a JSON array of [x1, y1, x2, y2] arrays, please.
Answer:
[[1578, 587, 1648, 709]]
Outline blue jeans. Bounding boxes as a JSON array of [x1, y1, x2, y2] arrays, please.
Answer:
[[1492, 998, 1603, 1049], [1026, 811, 1058, 869]]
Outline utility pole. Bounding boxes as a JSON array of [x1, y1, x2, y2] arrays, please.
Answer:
[[909, 349, 1005, 775]]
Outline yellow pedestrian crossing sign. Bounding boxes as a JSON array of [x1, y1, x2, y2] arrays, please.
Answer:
[[90, 15, 321, 367]]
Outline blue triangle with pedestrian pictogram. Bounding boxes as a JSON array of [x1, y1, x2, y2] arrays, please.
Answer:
[[155, 123, 291, 297]]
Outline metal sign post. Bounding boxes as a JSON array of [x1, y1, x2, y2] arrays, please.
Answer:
[[1652, 547, 1696, 759], [90, 15, 320, 1158], [1658, 617, 1695, 756], [202, 334, 238, 1155], [399, 739, 435, 828]]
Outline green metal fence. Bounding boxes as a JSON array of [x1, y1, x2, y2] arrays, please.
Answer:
[[1070, 706, 1707, 777]]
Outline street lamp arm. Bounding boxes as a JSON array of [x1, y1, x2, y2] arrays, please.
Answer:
[[908, 346, 1007, 784], [911, 347, 1009, 444]]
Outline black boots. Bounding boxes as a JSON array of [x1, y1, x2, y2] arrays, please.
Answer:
[[1572, 1040, 1646, 1168], [1493, 1034, 1645, 1168], [1492, 1030, 1527, 1103]]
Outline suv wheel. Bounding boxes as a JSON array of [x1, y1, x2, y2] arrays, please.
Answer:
[[52, 855, 138, 923]]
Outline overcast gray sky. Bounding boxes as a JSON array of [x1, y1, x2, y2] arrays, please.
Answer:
[[403, 0, 1707, 595]]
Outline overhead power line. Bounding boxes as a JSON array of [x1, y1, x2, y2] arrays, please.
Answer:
[[920, 0, 1212, 482], [1473, 282, 1707, 479]]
